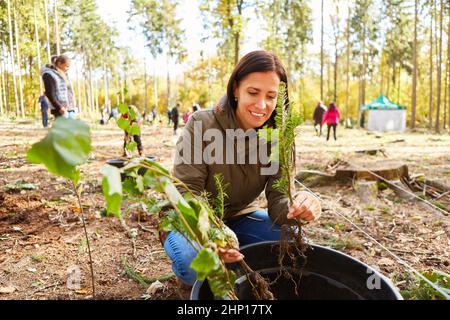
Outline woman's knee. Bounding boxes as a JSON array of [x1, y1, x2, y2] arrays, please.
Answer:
[[163, 232, 198, 286]]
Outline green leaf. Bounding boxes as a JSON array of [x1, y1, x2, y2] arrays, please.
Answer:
[[129, 107, 136, 121], [101, 165, 122, 217], [190, 248, 221, 280], [130, 123, 140, 136], [197, 202, 211, 242], [118, 103, 129, 114], [27, 118, 91, 182], [122, 178, 141, 195], [126, 141, 137, 152], [117, 117, 130, 131], [208, 270, 237, 298]]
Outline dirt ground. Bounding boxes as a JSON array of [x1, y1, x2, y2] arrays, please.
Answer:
[[0, 117, 449, 300]]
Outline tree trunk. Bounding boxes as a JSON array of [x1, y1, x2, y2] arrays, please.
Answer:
[[435, 0, 443, 133], [334, 43, 338, 103], [95, 77, 99, 114], [444, 58, 448, 130], [346, 6, 351, 127], [44, 0, 51, 62], [397, 65, 401, 105], [447, 0, 450, 129], [144, 57, 148, 117], [103, 63, 109, 111], [166, 55, 170, 109], [75, 65, 82, 114], [320, 0, 324, 101], [428, 2, 434, 129], [7, 0, 19, 117], [153, 61, 158, 111], [0, 54, 3, 115], [1, 48, 9, 113], [13, 4, 25, 117], [120, 72, 124, 104], [34, 0, 43, 117], [411, 0, 418, 129], [54, 0, 60, 55]]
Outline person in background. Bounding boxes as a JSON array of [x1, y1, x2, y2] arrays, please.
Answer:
[[171, 103, 180, 135], [41, 54, 76, 119], [38, 94, 49, 128], [313, 101, 327, 136], [322, 102, 341, 141]]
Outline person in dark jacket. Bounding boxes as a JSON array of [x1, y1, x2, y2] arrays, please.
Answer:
[[38, 94, 49, 127], [171, 103, 180, 135], [313, 101, 327, 136]]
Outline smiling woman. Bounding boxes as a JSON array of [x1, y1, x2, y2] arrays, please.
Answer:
[[163, 50, 322, 288]]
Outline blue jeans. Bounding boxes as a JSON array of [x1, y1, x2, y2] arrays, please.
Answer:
[[163, 210, 281, 286], [41, 109, 48, 127]]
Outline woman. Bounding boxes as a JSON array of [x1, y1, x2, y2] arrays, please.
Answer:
[[41, 54, 76, 119], [164, 50, 321, 286], [321, 102, 341, 141]]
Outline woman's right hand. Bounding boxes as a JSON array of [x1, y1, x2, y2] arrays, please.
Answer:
[[59, 107, 66, 115], [218, 247, 244, 264]]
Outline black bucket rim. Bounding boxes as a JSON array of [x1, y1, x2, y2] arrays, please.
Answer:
[[191, 241, 403, 300]]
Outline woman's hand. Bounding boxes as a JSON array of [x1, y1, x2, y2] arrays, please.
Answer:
[[287, 191, 322, 222], [218, 247, 244, 264]]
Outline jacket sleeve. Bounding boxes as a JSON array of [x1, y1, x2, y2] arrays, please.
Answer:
[[265, 167, 295, 226], [42, 73, 64, 112], [172, 114, 208, 196]]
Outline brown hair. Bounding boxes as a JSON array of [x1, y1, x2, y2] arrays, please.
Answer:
[[226, 50, 289, 128], [54, 54, 70, 67]]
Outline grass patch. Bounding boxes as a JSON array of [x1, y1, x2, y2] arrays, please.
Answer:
[[395, 270, 450, 300], [121, 257, 174, 287]]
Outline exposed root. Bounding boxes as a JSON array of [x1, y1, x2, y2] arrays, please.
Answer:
[[239, 260, 275, 300], [273, 222, 310, 296]]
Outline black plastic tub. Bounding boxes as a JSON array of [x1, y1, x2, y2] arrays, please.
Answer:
[[191, 241, 402, 300], [106, 156, 156, 180]]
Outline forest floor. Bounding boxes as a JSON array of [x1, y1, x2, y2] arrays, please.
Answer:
[[0, 117, 449, 300]]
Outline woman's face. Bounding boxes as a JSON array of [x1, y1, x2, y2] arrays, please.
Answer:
[[57, 60, 71, 73], [234, 71, 280, 130]]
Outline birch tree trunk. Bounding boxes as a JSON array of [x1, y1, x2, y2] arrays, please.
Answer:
[[34, 0, 43, 116], [44, 0, 51, 62], [434, 0, 443, 133], [411, 0, 418, 129], [54, 0, 60, 55], [13, 3, 25, 117], [7, 0, 19, 117]]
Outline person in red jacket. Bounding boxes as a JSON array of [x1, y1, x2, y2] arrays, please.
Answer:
[[322, 102, 341, 141]]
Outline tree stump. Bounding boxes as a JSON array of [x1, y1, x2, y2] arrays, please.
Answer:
[[354, 180, 378, 203], [334, 160, 409, 183]]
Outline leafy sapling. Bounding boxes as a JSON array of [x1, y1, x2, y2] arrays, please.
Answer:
[[27, 117, 96, 298]]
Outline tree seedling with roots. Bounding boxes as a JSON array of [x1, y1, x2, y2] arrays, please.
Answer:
[[101, 158, 275, 299], [266, 82, 309, 295], [26, 117, 96, 298]]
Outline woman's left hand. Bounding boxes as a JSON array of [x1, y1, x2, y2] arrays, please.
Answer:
[[287, 191, 322, 222]]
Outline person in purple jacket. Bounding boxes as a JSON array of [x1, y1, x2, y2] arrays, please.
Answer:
[[322, 102, 341, 141]]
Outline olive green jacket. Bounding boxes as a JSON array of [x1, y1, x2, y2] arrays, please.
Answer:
[[173, 100, 292, 225]]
